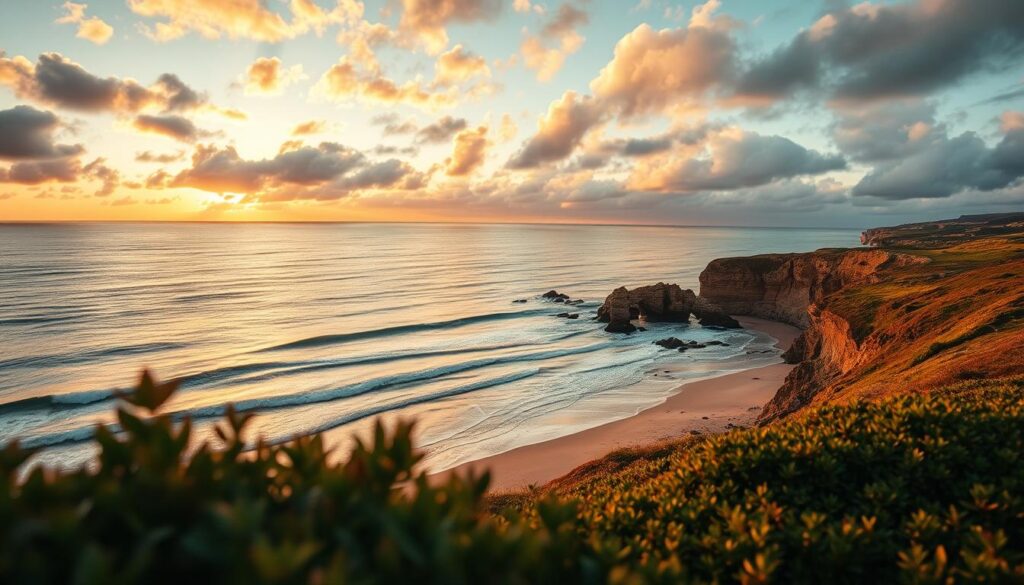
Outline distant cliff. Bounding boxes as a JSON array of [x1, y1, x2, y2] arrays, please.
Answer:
[[699, 213, 1024, 423], [861, 212, 1024, 248]]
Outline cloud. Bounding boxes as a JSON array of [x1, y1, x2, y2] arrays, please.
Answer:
[[0, 106, 83, 160], [0, 158, 81, 185], [399, 0, 503, 54], [600, 126, 713, 159], [508, 91, 603, 169], [831, 100, 941, 163], [243, 57, 306, 95], [590, 20, 735, 119], [133, 114, 202, 142], [337, 159, 421, 192], [447, 125, 489, 176], [736, 0, 1024, 105], [0, 53, 209, 114], [416, 116, 467, 143], [145, 169, 172, 189], [1001, 111, 1024, 133], [135, 150, 185, 163], [626, 127, 845, 192], [128, 0, 324, 43], [57, 2, 114, 45], [381, 119, 419, 136], [435, 44, 490, 85], [292, 120, 327, 136], [521, 2, 589, 81], [373, 145, 420, 157], [172, 142, 368, 193], [0, 105, 121, 195], [513, 0, 537, 13], [82, 157, 120, 196], [314, 57, 454, 108], [853, 127, 1024, 200]]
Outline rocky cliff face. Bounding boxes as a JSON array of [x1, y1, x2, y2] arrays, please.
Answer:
[[861, 212, 1024, 248], [698, 249, 919, 328], [699, 214, 1024, 425]]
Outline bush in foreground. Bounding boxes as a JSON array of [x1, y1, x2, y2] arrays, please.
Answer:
[[1, 373, 1022, 583]]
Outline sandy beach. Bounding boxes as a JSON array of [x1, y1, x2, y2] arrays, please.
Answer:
[[434, 317, 801, 492]]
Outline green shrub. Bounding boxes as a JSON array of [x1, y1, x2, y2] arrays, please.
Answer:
[[0, 372, 610, 584], [1, 373, 1022, 583], [518, 377, 1024, 583]]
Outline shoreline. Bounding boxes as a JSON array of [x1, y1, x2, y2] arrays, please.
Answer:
[[432, 317, 801, 492]]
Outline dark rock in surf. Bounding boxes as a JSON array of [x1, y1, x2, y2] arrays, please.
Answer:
[[542, 290, 570, 301], [654, 337, 686, 350], [597, 282, 742, 334]]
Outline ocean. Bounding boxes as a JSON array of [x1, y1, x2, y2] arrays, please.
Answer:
[[0, 222, 860, 471]]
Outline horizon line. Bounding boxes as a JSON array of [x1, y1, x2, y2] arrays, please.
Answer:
[[0, 219, 866, 231]]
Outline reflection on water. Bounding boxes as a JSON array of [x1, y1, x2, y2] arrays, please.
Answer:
[[0, 223, 858, 470]]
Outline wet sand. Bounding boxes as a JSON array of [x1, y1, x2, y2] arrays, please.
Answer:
[[432, 317, 800, 491]]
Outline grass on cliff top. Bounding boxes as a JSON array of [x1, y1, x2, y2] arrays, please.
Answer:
[[821, 235, 1024, 344], [3, 372, 1023, 583]]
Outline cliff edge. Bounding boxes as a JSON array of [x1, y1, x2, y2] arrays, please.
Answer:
[[700, 213, 1024, 423]]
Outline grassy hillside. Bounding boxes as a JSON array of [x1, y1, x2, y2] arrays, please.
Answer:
[[3, 372, 1022, 583], [809, 226, 1024, 406], [497, 376, 1024, 582]]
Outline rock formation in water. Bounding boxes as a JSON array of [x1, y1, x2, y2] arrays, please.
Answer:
[[542, 290, 570, 301], [596, 283, 740, 333]]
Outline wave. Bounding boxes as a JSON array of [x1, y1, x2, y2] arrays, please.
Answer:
[[0, 329, 592, 416], [259, 309, 546, 352], [8, 342, 611, 449], [277, 368, 542, 442], [0, 342, 188, 371], [170, 341, 609, 419]]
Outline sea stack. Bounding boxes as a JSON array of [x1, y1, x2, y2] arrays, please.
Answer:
[[597, 283, 740, 333]]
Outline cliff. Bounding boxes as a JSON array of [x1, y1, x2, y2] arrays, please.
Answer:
[[700, 214, 1024, 423], [861, 212, 1024, 248], [698, 249, 923, 328]]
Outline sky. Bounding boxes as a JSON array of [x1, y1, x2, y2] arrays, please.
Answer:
[[0, 0, 1022, 227]]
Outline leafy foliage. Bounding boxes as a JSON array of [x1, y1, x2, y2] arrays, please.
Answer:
[[2, 373, 1023, 583], [504, 377, 1024, 583], [0, 371, 607, 584]]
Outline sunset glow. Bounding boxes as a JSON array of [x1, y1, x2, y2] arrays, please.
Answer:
[[1, 0, 1022, 225]]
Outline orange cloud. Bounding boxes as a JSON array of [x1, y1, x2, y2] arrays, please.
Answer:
[[447, 125, 489, 176], [435, 45, 490, 86], [509, 91, 603, 168], [244, 57, 306, 95], [57, 2, 115, 45], [521, 3, 588, 81], [590, 22, 735, 118], [292, 120, 327, 136], [314, 57, 454, 108], [1001, 111, 1024, 133], [129, 0, 311, 42], [399, 0, 502, 54]]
